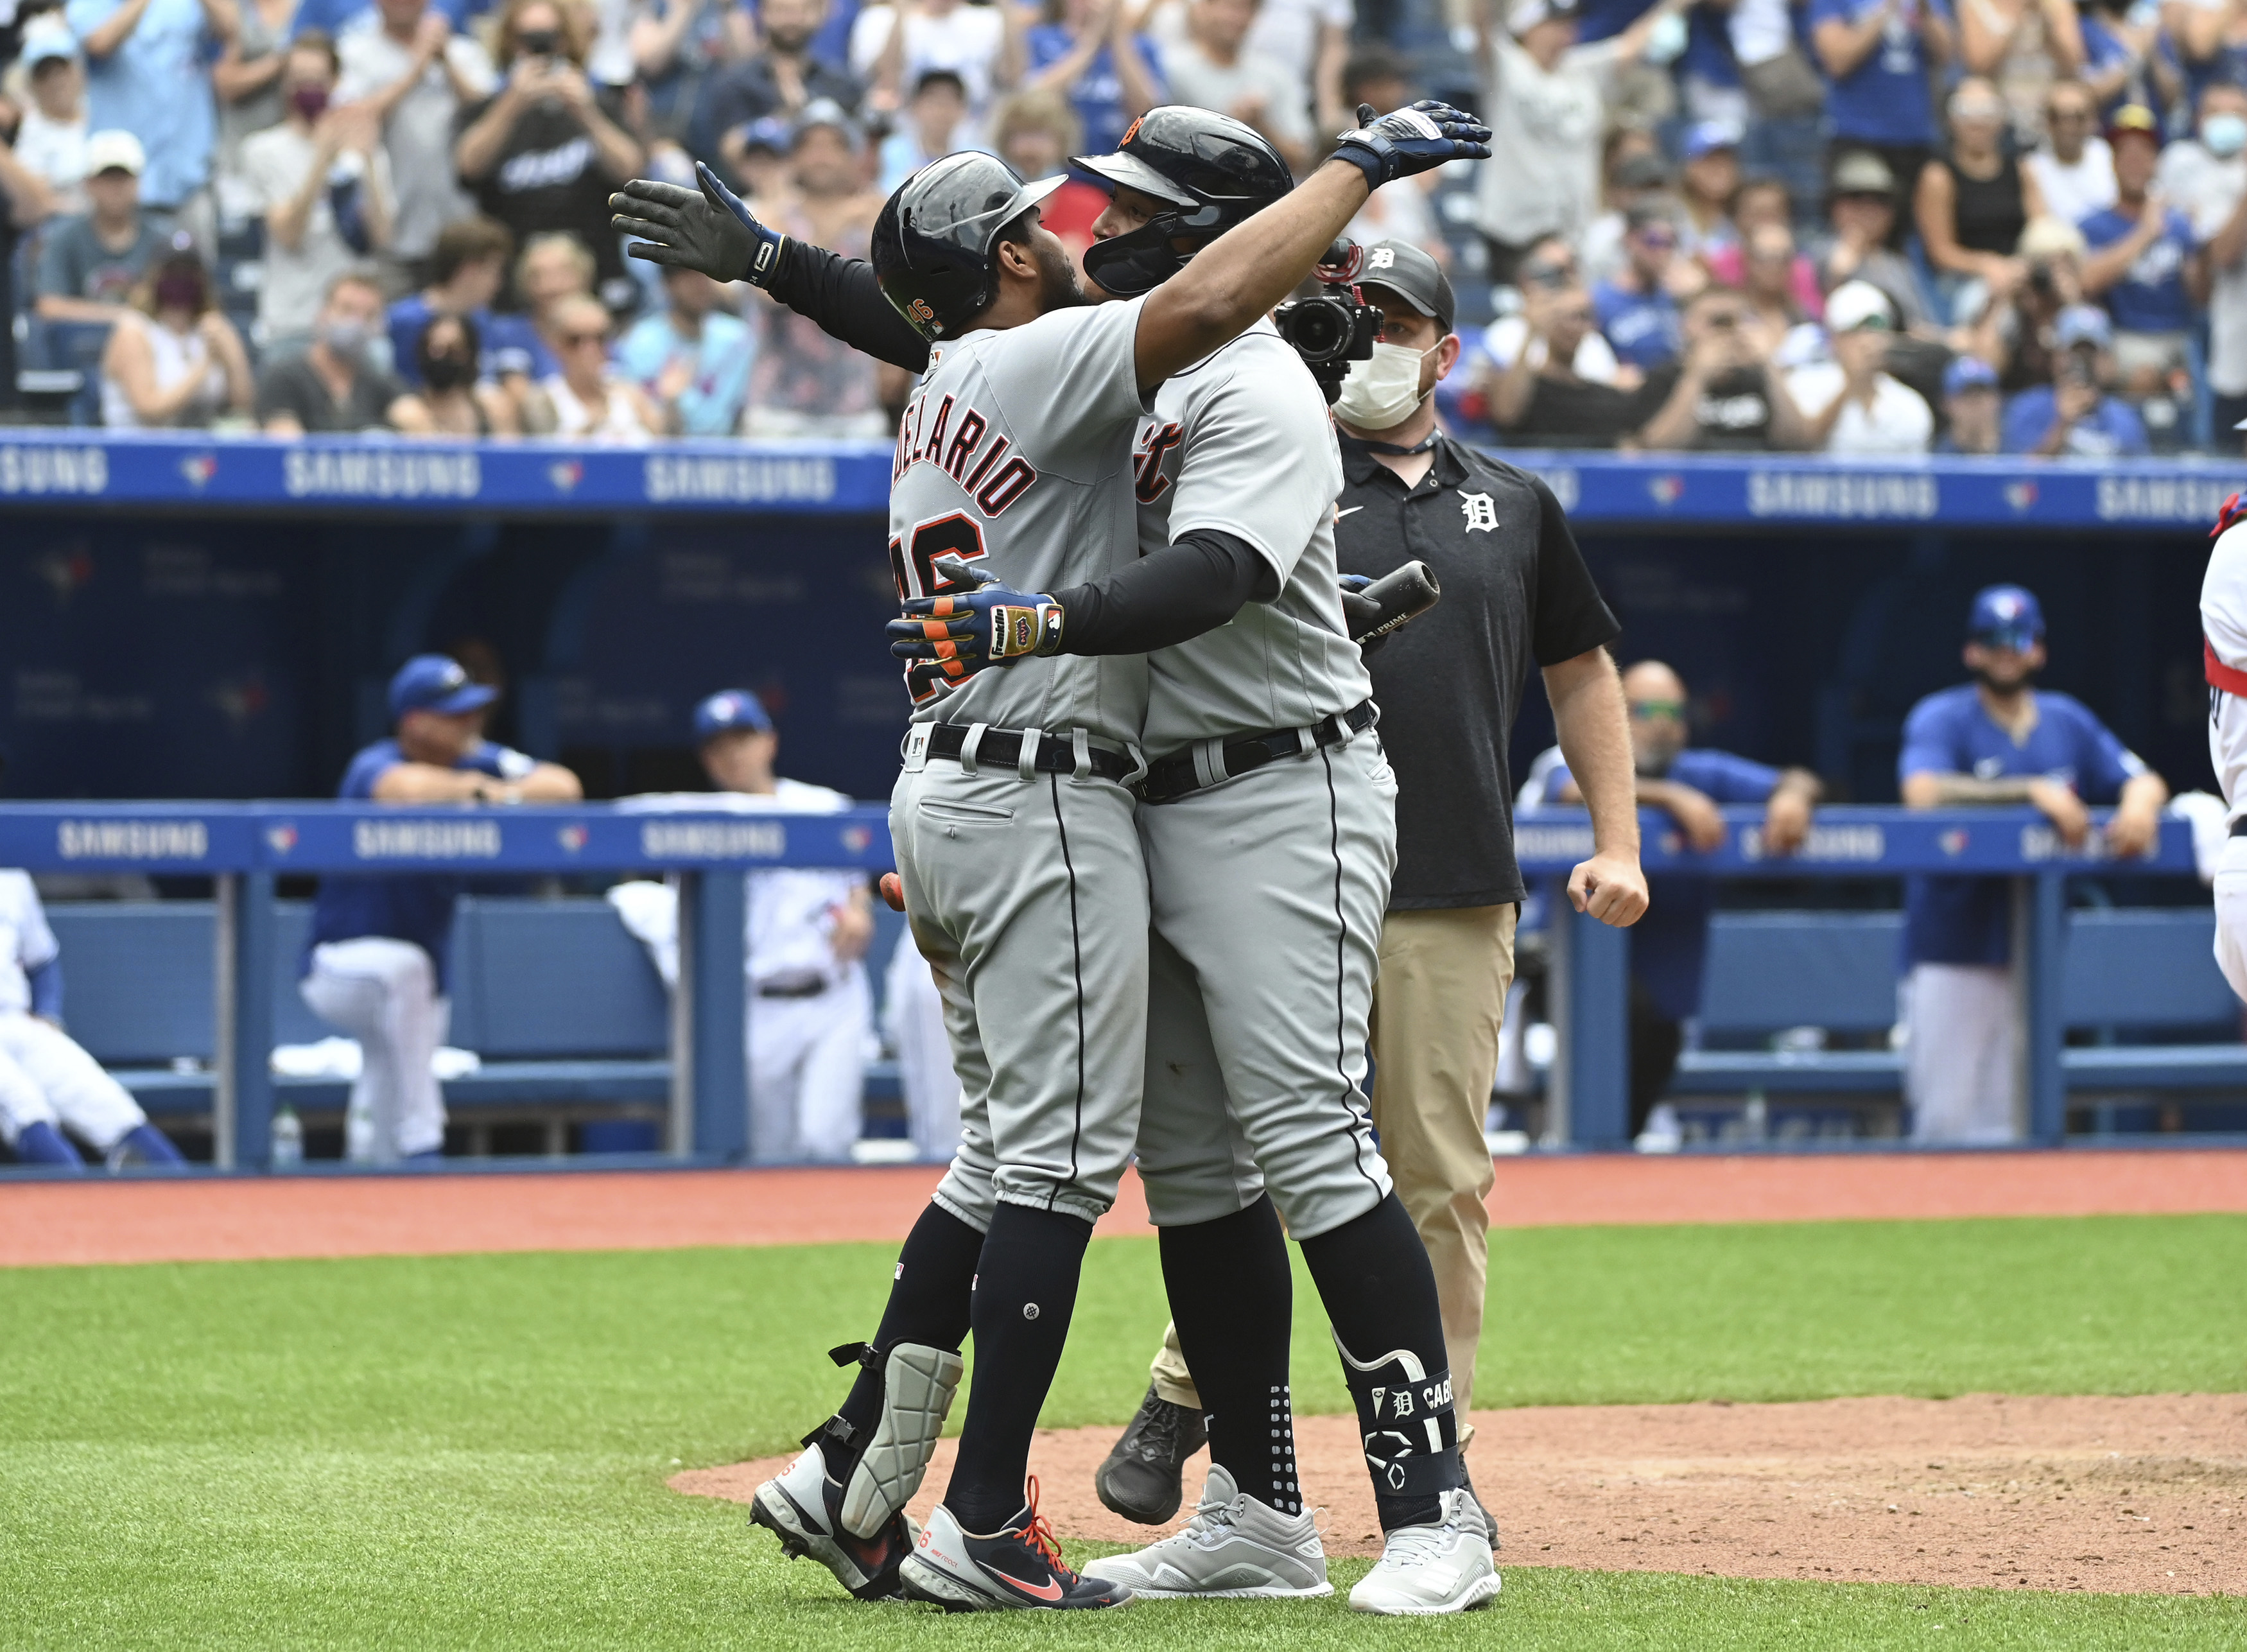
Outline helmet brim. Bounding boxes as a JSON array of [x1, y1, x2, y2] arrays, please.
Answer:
[[1070, 150, 1200, 209]]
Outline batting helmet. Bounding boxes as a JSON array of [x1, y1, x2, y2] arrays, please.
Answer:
[[872, 152, 1065, 342], [1075, 107, 1294, 298]]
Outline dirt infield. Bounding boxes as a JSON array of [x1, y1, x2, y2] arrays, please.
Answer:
[[4, 1148, 2245, 1267], [676, 1393, 2247, 1595]]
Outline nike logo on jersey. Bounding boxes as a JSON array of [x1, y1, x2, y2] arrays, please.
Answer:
[[1336, 505, 1364, 520]]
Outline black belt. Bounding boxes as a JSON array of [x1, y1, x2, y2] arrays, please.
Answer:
[[2232, 816, 2247, 838], [756, 973, 835, 999], [1139, 701, 1378, 804], [920, 722, 1135, 782]]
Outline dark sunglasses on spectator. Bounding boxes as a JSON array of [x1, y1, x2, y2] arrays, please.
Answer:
[[561, 329, 608, 347], [2047, 107, 2090, 123], [1706, 310, 1739, 329], [1521, 261, 1572, 289], [1629, 699, 1686, 721], [1636, 226, 1677, 248]]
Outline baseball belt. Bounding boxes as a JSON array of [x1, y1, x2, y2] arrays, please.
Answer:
[[1138, 700, 1378, 804], [917, 720, 1136, 782]]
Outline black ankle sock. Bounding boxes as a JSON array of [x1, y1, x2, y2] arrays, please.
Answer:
[[828, 1202, 985, 1477], [1298, 1192, 1463, 1531], [944, 1203, 1093, 1531], [1160, 1196, 1298, 1515]]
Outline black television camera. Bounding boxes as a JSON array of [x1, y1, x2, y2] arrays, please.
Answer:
[[1274, 240, 1382, 405]]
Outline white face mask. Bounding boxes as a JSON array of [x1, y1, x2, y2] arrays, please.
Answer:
[[1334, 340, 1437, 431]]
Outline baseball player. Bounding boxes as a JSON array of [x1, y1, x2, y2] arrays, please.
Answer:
[[0, 869, 186, 1171], [2203, 492, 2247, 1000], [611, 690, 877, 1163], [615, 100, 1500, 1615], [302, 657, 582, 1163]]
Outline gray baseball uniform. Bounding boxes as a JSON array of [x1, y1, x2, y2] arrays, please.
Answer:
[[890, 294, 1156, 1228]]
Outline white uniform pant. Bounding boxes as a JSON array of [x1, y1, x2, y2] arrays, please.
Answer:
[[884, 939, 964, 1163], [0, 1011, 148, 1153], [300, 938, 449, 1161], [749, 970, 871, 1164], [2214, 833, 2247, 1004], [1904, 962, 2021, 1143]]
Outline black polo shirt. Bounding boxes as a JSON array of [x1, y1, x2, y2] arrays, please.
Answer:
[[1335, 433, 1619, 910]]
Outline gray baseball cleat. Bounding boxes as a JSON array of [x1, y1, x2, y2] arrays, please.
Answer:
[[1348, 1485, 1502, 1615], [1084, 1464, 1332, 1599], [1093, 1384, 1208, 1525]]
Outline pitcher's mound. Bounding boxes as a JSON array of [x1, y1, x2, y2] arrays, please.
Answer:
[[675, 1393, 2246, 1595]]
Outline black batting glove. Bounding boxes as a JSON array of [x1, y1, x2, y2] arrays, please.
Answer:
[[1339, 573, 1389, 655], [611, 162, 785, 286], [1330, 101, 1492, 191]]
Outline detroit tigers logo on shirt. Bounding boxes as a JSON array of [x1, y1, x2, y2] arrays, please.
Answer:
[[1458, 490, 1497, 533]]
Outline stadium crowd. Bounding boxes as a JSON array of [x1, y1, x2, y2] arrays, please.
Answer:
[[0, 0, 2237, 448]]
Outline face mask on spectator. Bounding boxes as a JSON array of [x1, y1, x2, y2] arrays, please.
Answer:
[[422, 349, 476, 392], [155, 272, 204, 311], [322, 316, 377, 366], [2206, 114, 2247, 159], [291, 84, 330, 121], [1334, 341, 1439, 431]]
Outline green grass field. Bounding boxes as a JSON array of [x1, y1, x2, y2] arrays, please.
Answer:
[[3, 1214, 2243, 1648]]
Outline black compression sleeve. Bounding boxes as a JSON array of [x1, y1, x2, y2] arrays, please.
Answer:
[[763, 238, 932, 374], [1050, 529, 1280, 656]]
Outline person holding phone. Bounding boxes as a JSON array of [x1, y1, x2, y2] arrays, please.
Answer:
[[1630, 284, 1815, 449]]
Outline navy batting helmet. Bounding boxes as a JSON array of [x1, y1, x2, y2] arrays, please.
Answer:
[[1075, 107, 1294, 298], [872, 153, 1064, 342]]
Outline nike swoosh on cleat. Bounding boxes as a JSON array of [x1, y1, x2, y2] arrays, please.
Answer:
[[1003, 1573, 1065, 1603]]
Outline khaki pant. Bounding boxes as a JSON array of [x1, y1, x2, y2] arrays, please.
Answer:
[[1149, 903, 1518, 1415]]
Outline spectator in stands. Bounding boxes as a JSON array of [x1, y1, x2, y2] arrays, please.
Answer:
[[1025, 0, 1162, 156], [336, 0, 498, 283], [707, 0, 860, 180], [454, 0, 645, 308], [2001, 301, 2147, 452], [2026, 77, 2115, 223], [1633, 284, 1814, 449], [1480, 232, 1629, 390], [302, 654, 582, 1164], [1475, 0, 1690, 283], [1812, 0, 1954, 207], [1937, 351, 2003, 449], [1784, 279, 1935, 451], [1543, 659, 1822, 1152], [616, 264, 751, 433], [1674, 119, 1742, 254], [851, 0, 1021, 137], [1739, 222, 1818, 340], [242, 33, 396, 351], [391, 311, 523, 432], [1161, 0, 1311, 178], [0, 106, 60, 393], [2079, 0, 2166, 114], [1592, 205, 1691, 372], [1957, 0, 2083, 146], [1580, 134, 1668, 280], [1818, 151, 1938, 331], [2156, 0, 2246, 116], [876, 65, 968, 191], [1230, 0, 1349, 132], [1490, 279, 1655, 445], [211, 0, 296, 216], [2079, 103, 2203, 403], [1916, 77, 2043, 321], [1972, 212, 2083, 387], [2158, 80, 2247, 219], [2178, 87, 2247, 437], [525, 289, 661, 438], [98, 248, 252, 424], [1705, 176, 1825, 318], [386, 216, 534, 387], [742, 100, 883, 436], [1898, 585, 2165, 1142], [17, 21, 90, 215], [64, 0, 232, 238], [723, 114, 797, 213], [256, 264, 415, 430], [35, 129, 166, 322], [0, 868, 186, 1170], [989, 87, 1105, 263]]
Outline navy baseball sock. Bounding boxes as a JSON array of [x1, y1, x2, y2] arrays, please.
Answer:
[[1298, 1192, 1463, 1532], [1161, 1195, 1299, 1513], [943, 1202, 1093, 1532], [12, 1122, 82, 1168], [826, 1201, 984, 1478]]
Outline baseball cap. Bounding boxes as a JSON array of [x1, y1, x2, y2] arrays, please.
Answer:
[[2106, 103, 2162, 148], [694, 689, 774, 741], [1823, 279, 1894, 334], [736, 114, 794, 157], [22, 19, 78, 65], [1943, 354, 1999, 396], [2055, 303, 2113, 349], [1358, 239, 1455, 335], [388, 655, 498, 721], [1968, 586, 2044, 650], [1828, 150, 1896, 198], [793, 98, 863, 153], [1507, 0, 1577, 34], [1681, 120, 1742, 161], [83, 130, 145, 180]]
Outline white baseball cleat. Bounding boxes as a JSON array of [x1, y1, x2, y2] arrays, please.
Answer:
[[1082, 1465, 1333, 1599], [1347, 1486, 1502, 1615]]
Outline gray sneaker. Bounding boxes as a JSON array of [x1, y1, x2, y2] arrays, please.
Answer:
[[1083, 1465, 1332, 1599], [1347, 1486, 1502, 1615]]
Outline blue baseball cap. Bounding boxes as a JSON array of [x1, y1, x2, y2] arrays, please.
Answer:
[[1968, 585, 2044, 650], [1681, 120, 1742, 161], [694, 689, 774, 741], [389, 654, 498, 721], [1943, 355, 1999, 397]]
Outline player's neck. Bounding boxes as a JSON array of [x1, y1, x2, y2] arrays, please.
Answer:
[[1975, 679, 2036, 733]]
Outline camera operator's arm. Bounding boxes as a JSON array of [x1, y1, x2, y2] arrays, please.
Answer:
[[1488, 288, 1553, 429], [1632, 340, 1713, 450]]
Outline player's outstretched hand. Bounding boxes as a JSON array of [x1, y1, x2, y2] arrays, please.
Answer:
[[611, 162, 781, 286], [1330, 101, 1491, 191], [1568, 849, 1650, 927], [889, 581, 1067, 685]]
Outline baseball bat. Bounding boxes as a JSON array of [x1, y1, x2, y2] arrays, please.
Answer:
[[1347, 560, 1441, 643]]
